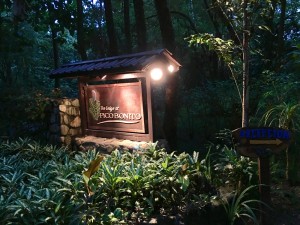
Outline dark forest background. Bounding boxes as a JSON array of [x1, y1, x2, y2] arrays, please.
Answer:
[[1, 1, 300, 223], [0, 0, 299, 151]]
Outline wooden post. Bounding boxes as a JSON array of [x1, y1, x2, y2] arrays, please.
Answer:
[[258, 156, 271, 225]]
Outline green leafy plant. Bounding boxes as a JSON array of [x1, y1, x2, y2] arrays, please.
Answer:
[[0, 138, 221, 224], [101, 208, 127, 225], [200, 147, 213, 182], [260, 102, 300, 131], [222, 185, 265, 225], [214, 146, 257, 190], [187, 33, 237, 65], [83, 155, 104, 195], [260, 102, 300, 184], [186, 33, 242, 103]]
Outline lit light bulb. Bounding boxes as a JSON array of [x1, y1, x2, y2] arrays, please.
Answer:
[[150, 68, 163, 80], [168, 65, 174, 73]]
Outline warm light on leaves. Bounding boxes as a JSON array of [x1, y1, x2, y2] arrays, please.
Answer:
[[83, 155, 104, 194]]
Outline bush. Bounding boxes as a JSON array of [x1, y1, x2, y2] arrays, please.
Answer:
[[0, 139, 218, 225], [0, 88, 62, 140]]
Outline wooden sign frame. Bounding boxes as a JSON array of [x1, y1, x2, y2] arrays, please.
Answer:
[[78, 73, 154, 142]]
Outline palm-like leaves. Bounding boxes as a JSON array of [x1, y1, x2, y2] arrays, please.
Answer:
[[260, 102, 300, 131], [260, 102, 300, 182], [223, 185, 266, 225]]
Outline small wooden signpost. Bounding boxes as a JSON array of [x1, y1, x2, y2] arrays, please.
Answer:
[[232, 127, 291, 225]]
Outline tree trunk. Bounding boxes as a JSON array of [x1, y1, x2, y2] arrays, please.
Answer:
[[51, 27, 60, 88], [124, 0, 132, 53], [154, 0, 178, 149], [133, 0, 147, 51], [211, 0, 241, 46], [13, 0, 27, 22], [263, 0, 276, 69], [188, 0, 195, 22], [276, 0, 286, 70], [242, 0, 250, 128], [203, 0, 221, 37], [47, 2, 60, 88], [76, 0, 87, 60], [154, 0, 175, 52], [2, 61, 13, 86], [103, 0, 118, 56]]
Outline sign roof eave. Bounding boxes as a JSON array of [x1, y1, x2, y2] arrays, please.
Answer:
[[49, 49, 181, 79]]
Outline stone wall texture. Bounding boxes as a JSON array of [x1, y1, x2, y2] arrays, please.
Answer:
[[47, 98, 82, 147]]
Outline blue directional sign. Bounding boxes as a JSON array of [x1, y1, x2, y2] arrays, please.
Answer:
[[239, 128, 290, 140], [232, 127, 291, 158]]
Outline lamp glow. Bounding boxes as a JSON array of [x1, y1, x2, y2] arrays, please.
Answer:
[[150, 68, 163, 80], [168, 65, 174, 73], [122, 73, 134, 79]]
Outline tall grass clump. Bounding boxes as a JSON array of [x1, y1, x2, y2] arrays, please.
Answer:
[[222, 185, 264, 225]]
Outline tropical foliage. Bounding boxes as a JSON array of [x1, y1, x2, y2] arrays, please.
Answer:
[[0, 138, 260, 225]]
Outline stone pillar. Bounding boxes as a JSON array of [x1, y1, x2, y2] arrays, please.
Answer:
[[47, 98, 82, 147]]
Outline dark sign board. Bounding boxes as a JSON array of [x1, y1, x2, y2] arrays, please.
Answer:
[[232, 127, 291, 157], [85, 81, 145, 133]]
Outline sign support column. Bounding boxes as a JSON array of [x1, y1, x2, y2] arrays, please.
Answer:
[[258, 156, 271, 225]]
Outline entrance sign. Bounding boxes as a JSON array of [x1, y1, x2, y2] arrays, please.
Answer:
[[79, 75, 153, 142], [49, 49, 181, 142], [232, 127, 291, 158], [85, 81, 145, 133]]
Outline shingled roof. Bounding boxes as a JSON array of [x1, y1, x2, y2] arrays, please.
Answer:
[[50, 49, 180, 79]]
